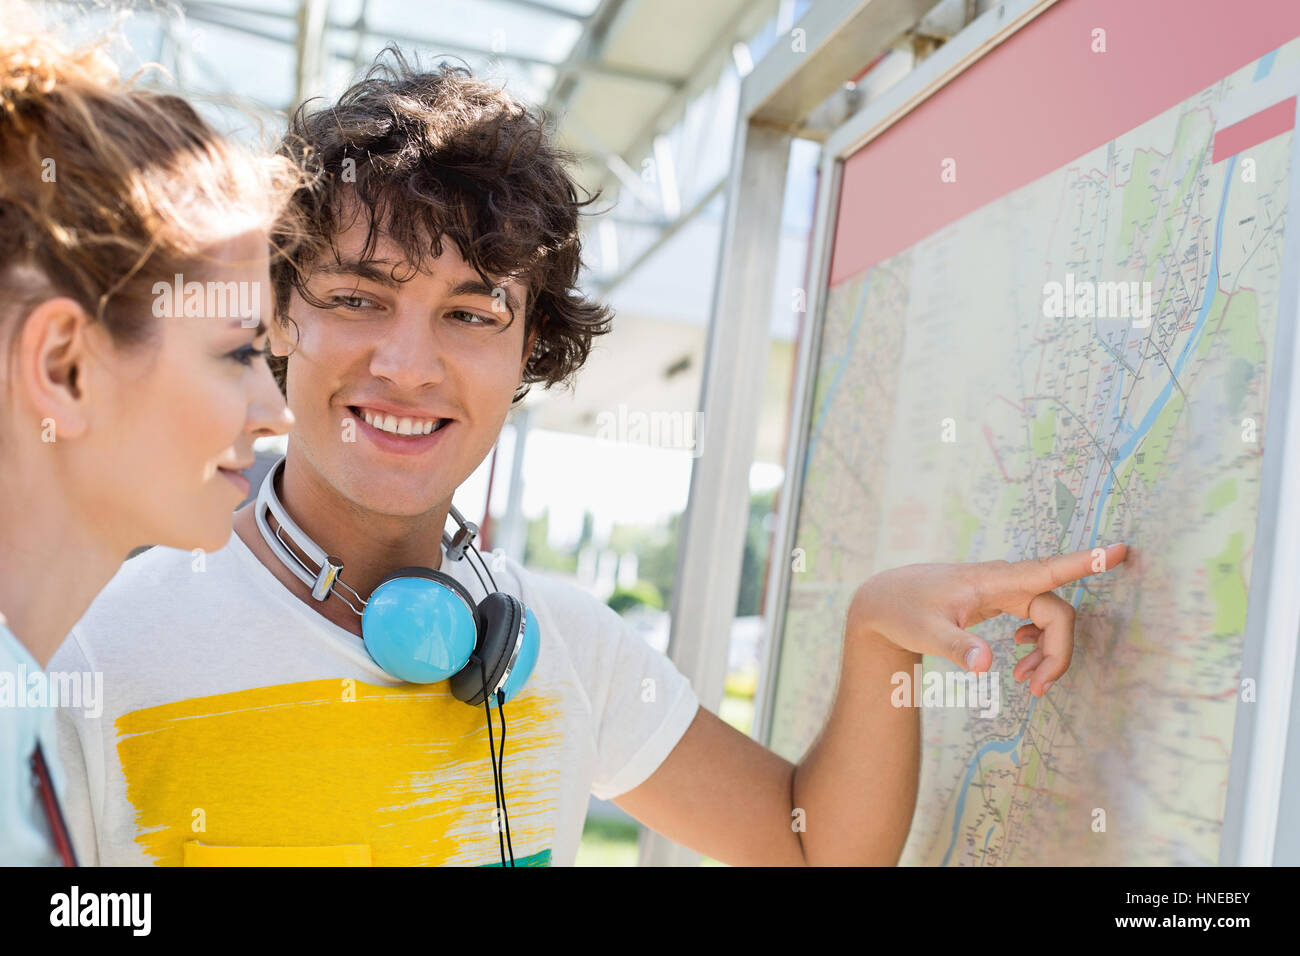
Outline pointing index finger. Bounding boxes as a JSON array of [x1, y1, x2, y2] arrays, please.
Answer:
[[1013, 542, 1128, 594]]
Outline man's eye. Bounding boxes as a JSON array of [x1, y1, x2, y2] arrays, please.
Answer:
[[331, 294, 379, 310], [451, 309, 496, 326]]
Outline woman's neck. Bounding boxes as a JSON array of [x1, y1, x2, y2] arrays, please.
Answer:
[[0, 481, 123, 667]]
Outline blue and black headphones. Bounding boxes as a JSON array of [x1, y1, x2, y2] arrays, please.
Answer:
[[254, 455, 540, 866]]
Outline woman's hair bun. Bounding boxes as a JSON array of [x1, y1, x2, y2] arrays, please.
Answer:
[[0, 18, 118, 123], [0, 1, 311, 356]]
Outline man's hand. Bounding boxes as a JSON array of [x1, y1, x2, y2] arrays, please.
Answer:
[[848, 542, 1129, 697]]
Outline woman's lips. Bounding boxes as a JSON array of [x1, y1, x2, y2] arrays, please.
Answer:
[[218, 467, 251, 497]]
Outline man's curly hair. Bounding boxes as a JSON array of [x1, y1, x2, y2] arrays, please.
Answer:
[[270, 46, 612, 405]]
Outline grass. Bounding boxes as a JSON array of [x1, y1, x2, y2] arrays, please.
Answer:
[[575, 816, 641, 867]]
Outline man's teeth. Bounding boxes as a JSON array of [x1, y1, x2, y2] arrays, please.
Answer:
[[358, 409, 447, 436]]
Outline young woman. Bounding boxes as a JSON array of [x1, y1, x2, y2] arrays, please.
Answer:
[[0, 23, 301, 863]]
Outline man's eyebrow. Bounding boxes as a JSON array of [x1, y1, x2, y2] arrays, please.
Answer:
[[448, 279, 518, 320], [314, 259, 404, 288]]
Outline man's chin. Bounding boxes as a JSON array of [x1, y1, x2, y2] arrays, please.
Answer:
[[336, 465, 454, 517]]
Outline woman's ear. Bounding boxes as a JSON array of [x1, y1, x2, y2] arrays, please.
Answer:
[[14, 297, 96, 441]]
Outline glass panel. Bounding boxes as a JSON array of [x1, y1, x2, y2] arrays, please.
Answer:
[[363, 0, 582, 63]]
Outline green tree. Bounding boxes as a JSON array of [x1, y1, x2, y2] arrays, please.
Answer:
[[523, 508, 578, 574], [607, 580, 665, 615], [577, 509, 594, 551], [600, 487, 777, 618], [735, 488, 777, 616]]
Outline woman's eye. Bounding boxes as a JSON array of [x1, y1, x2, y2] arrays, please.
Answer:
[[228, 345, 262, 367]]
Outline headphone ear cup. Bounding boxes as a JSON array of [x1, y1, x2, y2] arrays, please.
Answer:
[[374, 566, 480, 614], [451, 592, 520, 706], [496, 605, 539, 705], [362, 568, 479, 684]]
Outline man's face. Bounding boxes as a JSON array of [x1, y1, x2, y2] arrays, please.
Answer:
[[271, 210, 534, 516]]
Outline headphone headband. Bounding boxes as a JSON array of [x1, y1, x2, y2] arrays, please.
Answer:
[[254, 456, 335, 596], [253, 454, 482, 607]]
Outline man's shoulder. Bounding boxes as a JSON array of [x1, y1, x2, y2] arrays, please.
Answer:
[[492, 553, 616, 631], [489, 554, 667, 691]]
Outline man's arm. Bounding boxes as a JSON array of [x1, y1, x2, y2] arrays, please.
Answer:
[[790, 624, 921, 865], [612, 544, 1129, 866], [611, 614, 920, 867]]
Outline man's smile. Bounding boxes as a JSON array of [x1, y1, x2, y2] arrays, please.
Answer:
[[350, 405, 452, 436], [347, 405, 456, 453]]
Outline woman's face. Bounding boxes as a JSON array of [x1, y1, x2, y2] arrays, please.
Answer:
[[77, 230, 295, 553]]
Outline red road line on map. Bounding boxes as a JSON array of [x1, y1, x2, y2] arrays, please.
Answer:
[[983, 424, 1011, 483], [1016, 782, 1079, 802], [1191, 687, 1240, 701]]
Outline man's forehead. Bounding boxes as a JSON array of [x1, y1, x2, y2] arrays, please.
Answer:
[[327, 214, 525, 299]]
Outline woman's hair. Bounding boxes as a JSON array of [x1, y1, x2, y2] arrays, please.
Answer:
[[272, 46, 614, 405], [0, 17, 308, 366]]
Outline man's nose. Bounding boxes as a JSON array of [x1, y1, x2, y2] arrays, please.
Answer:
[[370, 313, 447, 389]]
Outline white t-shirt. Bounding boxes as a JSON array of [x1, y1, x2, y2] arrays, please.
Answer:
[[49, 529, 699, 866], [0, 620, 65, 865]]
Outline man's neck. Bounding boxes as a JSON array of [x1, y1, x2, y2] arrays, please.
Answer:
[[234, 447, 453, 638]]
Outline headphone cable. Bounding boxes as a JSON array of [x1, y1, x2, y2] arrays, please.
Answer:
[[494, 689, 515, 863], [464, 541, 514, 866], [479, 656, 508, 867], [467, 543, 499, 595], [465, 550, 491, 596]]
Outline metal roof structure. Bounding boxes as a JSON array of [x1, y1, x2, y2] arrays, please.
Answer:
[[54, 0, 798, 288]]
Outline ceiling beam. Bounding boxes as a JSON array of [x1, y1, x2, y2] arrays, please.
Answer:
[[569, 1, 772, 238], [177, 0, 682, 87], [293, 0, 329, 112], [542, 0, 633, 120]]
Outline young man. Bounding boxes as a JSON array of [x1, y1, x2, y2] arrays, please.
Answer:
[[51, 50, 1126, 867]]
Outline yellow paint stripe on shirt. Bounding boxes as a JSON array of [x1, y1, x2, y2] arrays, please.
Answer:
[[183, 841, 373, 866], [113, 679, 563, 865]]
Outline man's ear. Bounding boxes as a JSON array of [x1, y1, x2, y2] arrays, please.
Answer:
[[520, 322, 539, 374], [267, 314, 297, 357], [14, 297, 97, 441]]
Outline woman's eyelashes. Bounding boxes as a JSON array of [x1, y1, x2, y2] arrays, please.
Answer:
[[228, 337, 269, 366]]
